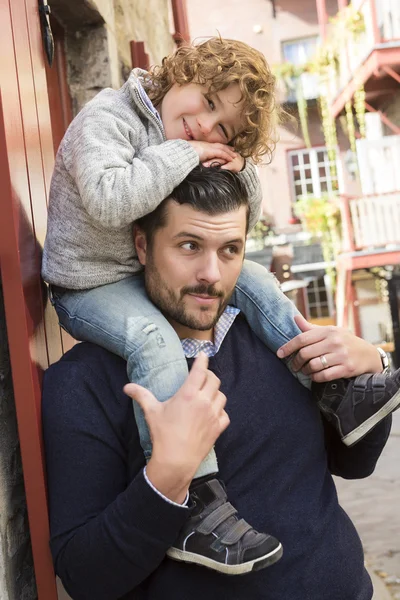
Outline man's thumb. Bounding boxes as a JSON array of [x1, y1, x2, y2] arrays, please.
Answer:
[[123, 383, 157, 413], [294, 313, 316, 332]]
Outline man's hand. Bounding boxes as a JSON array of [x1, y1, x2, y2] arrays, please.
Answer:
[[123, 353, 229, 503], [277, 314, 382, 383], [188, 140, 237, 165]]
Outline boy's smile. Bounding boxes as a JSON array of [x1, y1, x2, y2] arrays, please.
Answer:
[[158, 82, 244, 145]]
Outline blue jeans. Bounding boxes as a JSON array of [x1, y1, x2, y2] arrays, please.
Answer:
[[51, 260, 310, 477]]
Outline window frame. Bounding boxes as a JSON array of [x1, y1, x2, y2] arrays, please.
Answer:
[[287, 145, 344, 204]]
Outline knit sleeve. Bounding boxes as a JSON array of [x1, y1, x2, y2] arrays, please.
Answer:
[[324, 415, 392, 479], [61, 103, 199, 229], [42, 358, 189, 600], [237, 160, 262, 231]]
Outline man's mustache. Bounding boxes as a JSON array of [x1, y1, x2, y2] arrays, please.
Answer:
[[181, 285, 224, 299]]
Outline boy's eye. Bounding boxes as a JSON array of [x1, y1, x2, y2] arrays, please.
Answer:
[[219, 124, 228, 139], [207, 98, 215, 110]]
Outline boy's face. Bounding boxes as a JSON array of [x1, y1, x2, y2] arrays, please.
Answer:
[[158, 82, 244, 146]]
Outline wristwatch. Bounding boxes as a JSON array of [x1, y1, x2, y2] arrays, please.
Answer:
[[377, 347, 390, 374]]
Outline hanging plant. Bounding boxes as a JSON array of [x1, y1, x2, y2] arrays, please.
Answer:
[[354, 85, 366, 138], [330, 5, 366, 38], [272, 61, 311, 147], [308, 44, 339, 79], [294, 195, 342, 290], [296, 77, 311, 149], [318, 92, 339, 187], [345, 100, 357, 154]]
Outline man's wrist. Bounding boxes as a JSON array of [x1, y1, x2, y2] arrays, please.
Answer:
[[145, 456, 194, 505]]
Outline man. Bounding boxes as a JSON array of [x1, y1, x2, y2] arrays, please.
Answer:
[[43, 166, 394, 600]]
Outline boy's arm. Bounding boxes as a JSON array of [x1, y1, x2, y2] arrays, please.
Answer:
[[61, 103, 200, 229], [42, 357, 189, 600], [324, 415, 391, 479], [236, 160, 262, 230]]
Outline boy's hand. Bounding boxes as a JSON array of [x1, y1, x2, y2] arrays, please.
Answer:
[[203, 151, 245, 173], [188, 140, 237, 165]]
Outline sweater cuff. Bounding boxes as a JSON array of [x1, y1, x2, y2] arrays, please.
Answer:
[[237, 160, 262, 231], [160, 139, 200, 179], [143, 466, 189, 508]]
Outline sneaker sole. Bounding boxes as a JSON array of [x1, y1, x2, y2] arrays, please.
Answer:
[[166, 542, 283, 575], [342, 388, 400, 447]]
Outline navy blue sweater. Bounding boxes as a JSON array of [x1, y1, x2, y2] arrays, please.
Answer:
[[42, 315, 391, 600]]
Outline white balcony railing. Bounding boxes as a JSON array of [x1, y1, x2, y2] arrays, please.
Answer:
[[340, 191, 400, 251], [376, 0, 400, 41], [356, 135, 400, 195]]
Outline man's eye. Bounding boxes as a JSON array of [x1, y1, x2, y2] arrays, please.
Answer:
[[181, 242, 198, 251], [223, 246, 239, 256]]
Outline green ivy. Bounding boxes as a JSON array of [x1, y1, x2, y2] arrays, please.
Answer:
[[294, 195, 342, 290]]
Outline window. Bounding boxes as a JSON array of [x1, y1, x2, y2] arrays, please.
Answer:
[[281, 36, 319, 101], [306, 276, 333, 319], [288, 146, 342, 202]]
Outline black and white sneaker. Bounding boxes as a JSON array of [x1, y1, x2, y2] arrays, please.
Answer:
[[313, 368, 400, 447], [166, 476, 283, 575]]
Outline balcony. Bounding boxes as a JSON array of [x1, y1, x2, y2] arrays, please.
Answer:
[[336, 134, 400, 267], [340, 191, 400, 251], [324, 0, 400, 116]]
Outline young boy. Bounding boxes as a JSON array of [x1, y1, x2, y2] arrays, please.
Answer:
[[42, 37, 400, 575]]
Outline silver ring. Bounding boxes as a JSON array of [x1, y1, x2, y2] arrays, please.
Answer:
[[320, 355, 328, 369]]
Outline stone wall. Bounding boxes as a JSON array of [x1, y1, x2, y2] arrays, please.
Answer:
[[0, 282, 36, 600], [51, 0, 174, 114]]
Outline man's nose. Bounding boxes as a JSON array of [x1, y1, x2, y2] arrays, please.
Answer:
[[197, 254, 221, 284]]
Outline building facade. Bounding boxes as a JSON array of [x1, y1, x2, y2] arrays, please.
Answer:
[[187, 0, 400, 349]]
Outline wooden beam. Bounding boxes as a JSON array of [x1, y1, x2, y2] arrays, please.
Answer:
[[130, 40, 149, 70], [364, 101, 400, 135], [316, 0, 328, 40], [369, 0, 381, 44], [337, 250, 400, 271], [171, 0, 190, 46], [381, 65, 400, 85]]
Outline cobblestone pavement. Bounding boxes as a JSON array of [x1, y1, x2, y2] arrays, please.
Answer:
[[335, 411, 400, 599]]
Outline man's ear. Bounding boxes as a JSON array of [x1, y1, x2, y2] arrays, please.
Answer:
[[134, 225, 147, 266]]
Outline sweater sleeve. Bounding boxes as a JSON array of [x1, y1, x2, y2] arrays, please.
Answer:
[[237, 160, 262, 231], [324, 415, 392, 479], [61, 103, 199, 229], [42, 359, 189, 600]]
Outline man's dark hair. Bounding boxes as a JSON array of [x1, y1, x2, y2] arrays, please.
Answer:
[[136, 165, 249, 243]]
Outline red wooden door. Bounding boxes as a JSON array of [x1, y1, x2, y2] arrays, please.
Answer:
[[0, 0, 65, 597]]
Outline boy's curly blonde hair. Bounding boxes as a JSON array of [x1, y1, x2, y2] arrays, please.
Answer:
[[145, 37, 281, 164]]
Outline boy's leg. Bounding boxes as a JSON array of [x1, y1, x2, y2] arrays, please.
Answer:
[[232, 260, 311, 389], [51, 275, 190, 459], [313, 368, 400, 446], [51, 276, 282, 573]]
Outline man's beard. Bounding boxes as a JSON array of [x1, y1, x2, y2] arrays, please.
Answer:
[[144, 257, 231, 331]]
